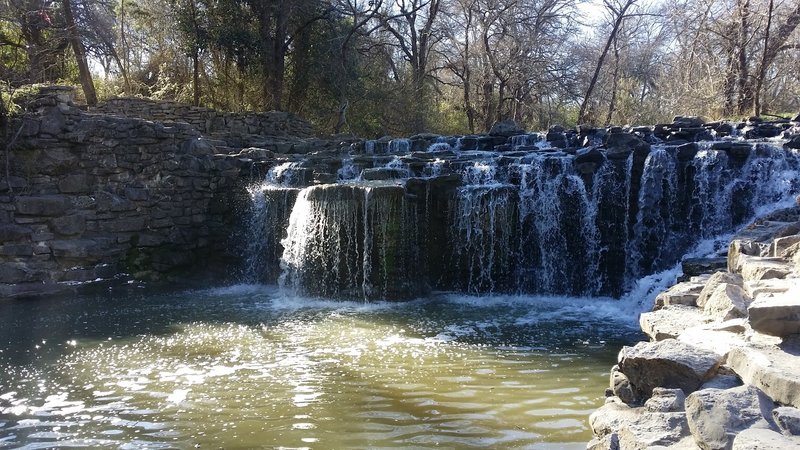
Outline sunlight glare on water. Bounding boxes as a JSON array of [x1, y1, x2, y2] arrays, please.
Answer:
[[0, 285, 642, 449]]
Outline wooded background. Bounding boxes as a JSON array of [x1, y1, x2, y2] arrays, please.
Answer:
[[2, 0, 800, 136]]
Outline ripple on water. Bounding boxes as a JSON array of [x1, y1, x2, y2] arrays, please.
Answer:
[[0, 287, 642, 449]]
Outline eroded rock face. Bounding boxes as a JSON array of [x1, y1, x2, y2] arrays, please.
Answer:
[[685, 385, 773, 450], [618, 339, 723, 401]]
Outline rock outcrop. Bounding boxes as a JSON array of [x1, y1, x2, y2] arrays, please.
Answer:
[[589, 206, 800, 449]]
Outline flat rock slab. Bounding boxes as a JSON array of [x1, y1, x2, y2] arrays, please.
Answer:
[[748, 287, 800, 336], [618, 339, 723, 400], [641, 306, 711, 341], [655, 281, 705, 308], [732, 428, 800, 450], [686, 385, 773, 450], [728, 342, 800, 408], [739, 256, 794, 282], [745, 278, 796, 299], [678, 328, 747, 358]]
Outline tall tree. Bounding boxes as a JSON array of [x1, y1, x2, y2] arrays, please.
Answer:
[[62, 0, 97, 105]]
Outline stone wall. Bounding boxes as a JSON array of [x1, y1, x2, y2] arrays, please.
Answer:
[[93, 97, 315, 141], [0, 86, 247, 298]]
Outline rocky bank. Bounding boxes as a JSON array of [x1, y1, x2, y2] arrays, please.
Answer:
[[589, 206, 800, 449]]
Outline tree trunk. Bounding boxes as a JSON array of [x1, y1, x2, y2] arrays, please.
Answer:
[[736, 0, 752, 114], [578, 0, 636, 125], [192, 51, 200, 106], [753, 0, 774, 116], [605, 39, 620, 126], [62, 0, 97, 106]]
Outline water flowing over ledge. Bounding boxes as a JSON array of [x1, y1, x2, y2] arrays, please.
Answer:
[[244, 130, 800, 301]]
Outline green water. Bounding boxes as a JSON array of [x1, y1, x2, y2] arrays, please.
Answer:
[[0, 285, 642, 449]]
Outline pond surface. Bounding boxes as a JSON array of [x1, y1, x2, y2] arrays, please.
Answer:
[[0, 284, 642, 449]]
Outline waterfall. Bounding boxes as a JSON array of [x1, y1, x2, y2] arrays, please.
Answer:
[[279, 182, 424, 300], [242, 182, 299, 282], [243, 134, 800, 300]]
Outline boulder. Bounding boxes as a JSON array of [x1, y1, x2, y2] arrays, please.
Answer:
[[673, 116, 706, 128], [697, 272, 743, 308], [488, 120, 524, 137], [640, 305, 710, 341], [703, 284, 750, 321], [773, 406, 800, 436], [686, 385, 773, 450], [732, 428, 800, 449], [727, 343, 800, 408], [748, 287, 800, 336], [618, 339, 723, 400], [603, 132, 650, 158]]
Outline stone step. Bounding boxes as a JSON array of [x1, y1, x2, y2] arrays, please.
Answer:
[[727, 341, 800, 408], [748, 287, 800, 336], [640, 305, 711, 341]]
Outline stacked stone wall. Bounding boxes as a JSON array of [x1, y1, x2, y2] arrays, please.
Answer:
[[93, 97, 315, 139], [0, 87, 246, 298]]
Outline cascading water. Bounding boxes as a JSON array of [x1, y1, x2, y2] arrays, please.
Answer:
[[244, 135, 800, 299], [279, 181, 423, 300]]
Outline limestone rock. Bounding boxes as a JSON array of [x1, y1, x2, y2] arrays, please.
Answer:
[[728, 240, 770, 273], [748, 288, 800, 336], [617, 411, 693, 449], [674, 116, 706, 128], [640, 305, 710, 341], [645, 387, 687, 413], [589, 397, 642, 438], [772, 234, 800, 257], [744, 279, 795, 300], [655, 281, 705, 308], [698, 272, 743, 308], [611, 365, 639, 405], [739, 256, 793, 282], [773, 406, 800, 436], [732, 428, 800, 450], [488, 119, 524, 137], [727, 343, 800, 408], [618, 339, 723, 400], [686, 385, 773, 450], [587, 434, 619, 450], [678, 328, 747, 359], [703, 284, 750, 321]]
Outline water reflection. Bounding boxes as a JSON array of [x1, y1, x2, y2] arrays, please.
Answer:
[[0, 285, 642, 449]]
